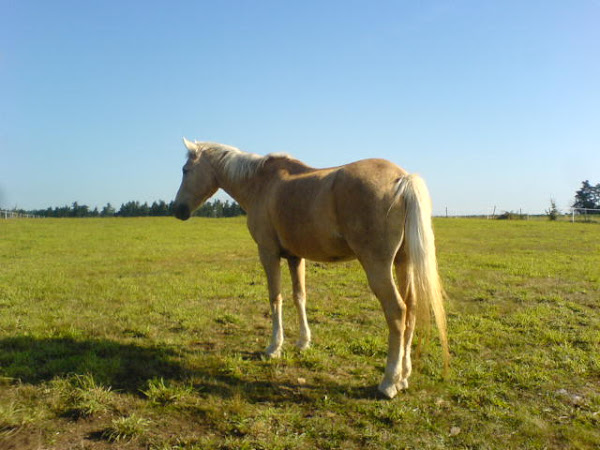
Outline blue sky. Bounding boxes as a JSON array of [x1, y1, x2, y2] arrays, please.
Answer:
[[1, 0, 599, 215]]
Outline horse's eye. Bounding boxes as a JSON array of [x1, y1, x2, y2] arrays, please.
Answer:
[[182, 168, 189, 175]]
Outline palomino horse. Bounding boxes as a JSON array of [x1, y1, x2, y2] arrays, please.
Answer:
[[174, 138, 449, 399]]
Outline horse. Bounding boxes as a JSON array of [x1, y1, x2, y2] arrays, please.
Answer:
[[173, 138, 449, 399]]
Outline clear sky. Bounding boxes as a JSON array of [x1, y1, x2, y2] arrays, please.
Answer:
[[1, 0, 599, 215]]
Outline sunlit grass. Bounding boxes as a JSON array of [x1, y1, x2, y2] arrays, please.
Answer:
[[0, 217, 599, 448]]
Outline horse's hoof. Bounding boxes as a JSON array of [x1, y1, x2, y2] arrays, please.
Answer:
[[396, 379, 409, 391], [264, 347, 282, 358], [378, 381, 398, 399], [295, 339, 310, 351]]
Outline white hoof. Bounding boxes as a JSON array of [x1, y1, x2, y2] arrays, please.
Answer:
[[265, 346, 282, 358], [396, 379, 409, 391], [295, 339, 311, 351], [378, 380, 398, 399]]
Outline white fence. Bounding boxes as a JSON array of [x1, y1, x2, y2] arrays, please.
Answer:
[[437, 207, 600, 222], [571, 208, 600, 222], [1, 210, 40, 219], [436, 207, 531, 219]]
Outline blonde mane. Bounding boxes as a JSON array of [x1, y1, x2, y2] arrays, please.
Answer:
[[191, 142, 291, 183]]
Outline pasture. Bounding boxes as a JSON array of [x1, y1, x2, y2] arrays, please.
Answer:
[[0, 217, 599, 449]]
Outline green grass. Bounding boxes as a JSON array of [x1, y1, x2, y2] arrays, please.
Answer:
[[0, 217, 599, 448]]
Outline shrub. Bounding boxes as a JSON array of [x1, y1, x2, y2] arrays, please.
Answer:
[[546, 199, 560, 221]]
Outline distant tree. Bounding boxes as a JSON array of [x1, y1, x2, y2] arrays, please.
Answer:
[[54, 205, 71, 217], [223, 200, 246, 217], [213, 199, 224, 217], [573, 180, 600, 213], [101, 203, 116, 217], [192, 199, 245, 217], [150, 200, 170, 216], [194, 202, 215, 217], [139, 202, 150, 216], [71, 202, 89, 217], [118, 201, 140, 217], [545, 199, 560, 221]]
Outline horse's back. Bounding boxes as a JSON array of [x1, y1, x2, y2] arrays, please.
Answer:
[[265, 158, 407, 262]]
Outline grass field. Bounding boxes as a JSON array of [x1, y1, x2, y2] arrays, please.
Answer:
[[0, 217, 599, 449]]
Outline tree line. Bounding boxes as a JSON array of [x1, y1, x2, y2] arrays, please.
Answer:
[[22, 199, 245, 218], [7, 180, 599, 219]]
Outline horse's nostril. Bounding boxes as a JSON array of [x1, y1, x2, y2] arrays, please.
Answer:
[[175, 204, 190, 221]]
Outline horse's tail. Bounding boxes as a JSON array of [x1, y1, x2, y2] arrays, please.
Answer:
[[395, 174, 449, 375]]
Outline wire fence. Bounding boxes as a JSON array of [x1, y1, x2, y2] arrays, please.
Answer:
[[1, 210, 41, 219], [437, 207, 529, 220], [436, 207, 600, 222], [570, 208, 600, 223]]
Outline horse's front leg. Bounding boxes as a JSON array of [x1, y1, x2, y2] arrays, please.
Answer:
[[259, 247, 284, 358], [288, 257, 311, 350]]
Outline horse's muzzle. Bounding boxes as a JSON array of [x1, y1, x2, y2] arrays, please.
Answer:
[[174, 204, 191, 221]]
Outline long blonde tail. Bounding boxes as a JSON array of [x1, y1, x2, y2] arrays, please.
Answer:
[[396, 174, 449, 374]]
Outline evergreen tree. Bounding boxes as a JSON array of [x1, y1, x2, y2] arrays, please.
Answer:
[[573, 180, 600, 213], [101, 203, 116, 217], [150, 200, 170, 216]]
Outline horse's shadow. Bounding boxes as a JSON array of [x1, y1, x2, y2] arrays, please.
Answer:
[[0, 335, 186, 393], [0, 336, 383, 401]]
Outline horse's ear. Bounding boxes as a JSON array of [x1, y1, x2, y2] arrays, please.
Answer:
[[183, 137, 199, 152]]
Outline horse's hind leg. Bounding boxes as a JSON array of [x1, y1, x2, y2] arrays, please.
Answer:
[[259, 247, 284, 358], [363, 259, 407, 399], [395, 260, 416, 390], [288, 257, 311, 350]]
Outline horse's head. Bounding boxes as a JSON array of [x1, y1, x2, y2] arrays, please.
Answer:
[[173, 138, 219, 220]]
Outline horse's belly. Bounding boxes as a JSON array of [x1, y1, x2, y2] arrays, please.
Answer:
[[279, 228, 355, 262], [272, 173, 355, 261]]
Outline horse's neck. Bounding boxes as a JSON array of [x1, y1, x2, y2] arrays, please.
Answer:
[[205, 149, 262, 211], [206, 149, 313, 211]]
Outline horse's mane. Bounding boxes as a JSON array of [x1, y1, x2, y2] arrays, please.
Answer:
[[191, 142, 303, 182]]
